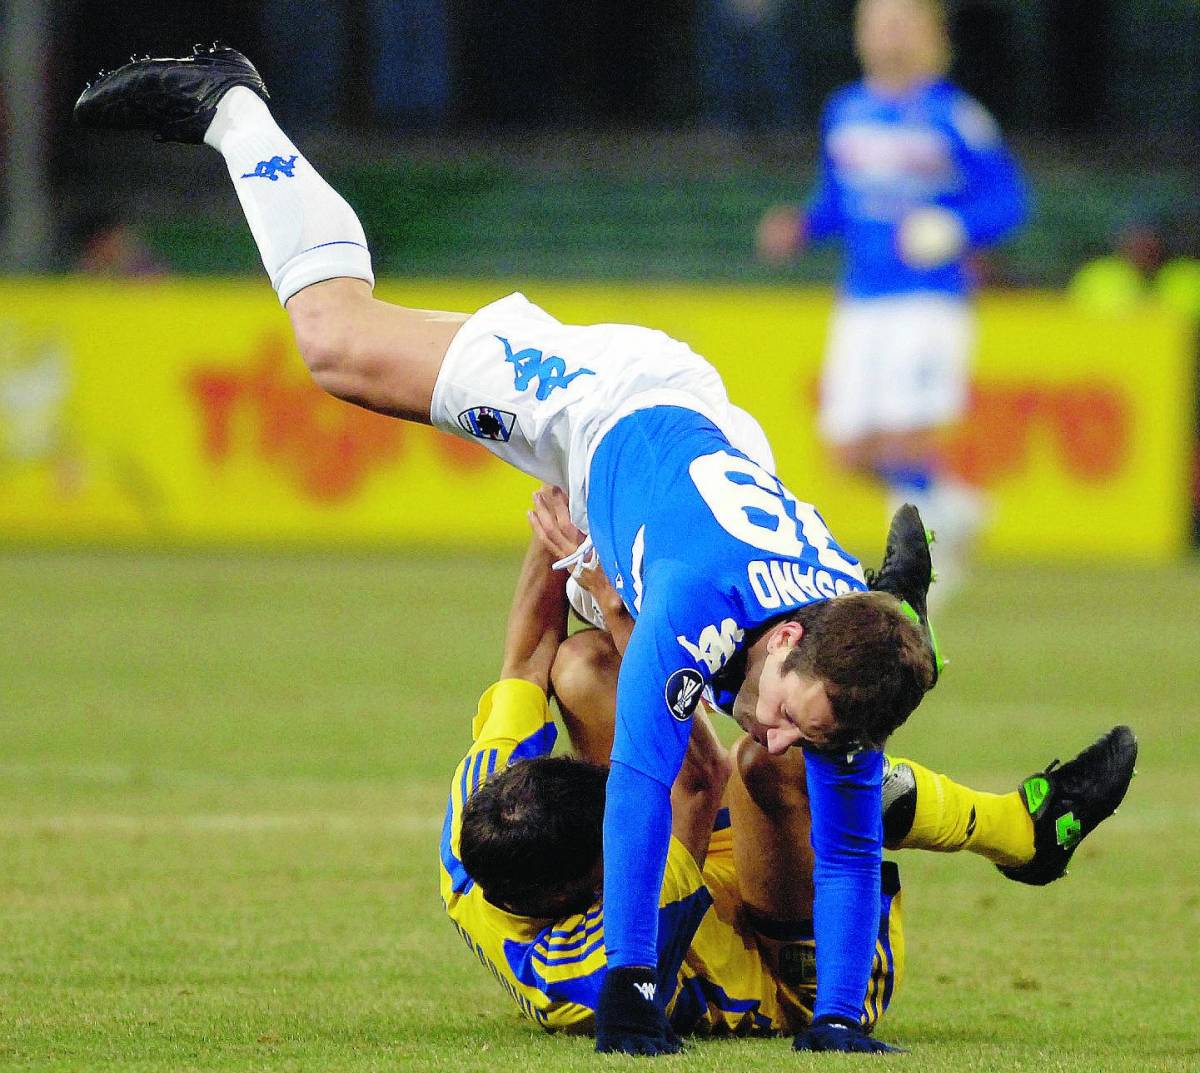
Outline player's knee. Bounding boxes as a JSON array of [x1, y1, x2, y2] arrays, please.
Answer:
[[287, 280, 372, 397], [734, 736, 809, 816], [551, 630, 619, 712]]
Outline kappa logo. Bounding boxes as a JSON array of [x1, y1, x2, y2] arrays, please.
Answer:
[[241, 155, 298, 181], [665, 668, 705, 722], [633, 981, 657, 1003], [677, 619, 745, 674], [457, 406, 516, 442], [497, 336, 595, 400]]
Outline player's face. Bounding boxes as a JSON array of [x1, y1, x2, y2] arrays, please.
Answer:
[[749, 656, 839, 756], [855, 0, 944, 80]]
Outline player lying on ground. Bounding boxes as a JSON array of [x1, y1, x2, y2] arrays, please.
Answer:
[[76, 49, 1026, 1055], [443, 505, 1136, 1047]]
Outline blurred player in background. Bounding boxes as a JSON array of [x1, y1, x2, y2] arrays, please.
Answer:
[[439, 494, 1136, 1044], [757, 0, 1029, 600]]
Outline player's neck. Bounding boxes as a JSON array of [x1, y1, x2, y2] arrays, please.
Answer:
[[864, 65, 939, 97]]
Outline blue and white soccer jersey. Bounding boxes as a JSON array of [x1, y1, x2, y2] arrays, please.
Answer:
[[429, 292, 774, 534], [806, 78, 1028, 440]]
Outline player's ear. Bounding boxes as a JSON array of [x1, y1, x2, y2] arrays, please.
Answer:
[[767, 620, 805, 653]]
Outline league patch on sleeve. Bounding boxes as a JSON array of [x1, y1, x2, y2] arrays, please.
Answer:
[[665, 668, 705, 721], [458, 406, 516, 442]]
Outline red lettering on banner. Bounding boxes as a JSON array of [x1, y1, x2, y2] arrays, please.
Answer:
[[946, 382, 1131, 485], [188, 334, 494, 501]]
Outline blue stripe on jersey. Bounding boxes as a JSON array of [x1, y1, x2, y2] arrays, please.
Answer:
[[712, 807, 731, 832], [509, 722, 558, 764], [532, 934, 606, 967], [458, 757, 470, 809], [470, 749, 487, 794], [439, 796, 474, 896], [669, 976, 774, 1034], [540, 916, 604, 954], [504, 937, 608, 1009], [485, 748, 498, 780]]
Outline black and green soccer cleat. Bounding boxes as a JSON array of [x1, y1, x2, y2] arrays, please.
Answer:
[[999, 725, 1138, 887], [74, 43, 268, 144], [866, 503, 943, 686]]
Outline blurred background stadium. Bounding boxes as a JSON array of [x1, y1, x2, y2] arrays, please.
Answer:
[[2, 3, 1199, 1071]]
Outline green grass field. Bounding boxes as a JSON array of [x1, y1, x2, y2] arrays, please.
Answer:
[[2, 551, 1198, 1073]]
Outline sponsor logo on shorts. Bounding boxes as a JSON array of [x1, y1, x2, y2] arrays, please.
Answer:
[[457, 406, 516, 442], [664, 668, 705, 721]]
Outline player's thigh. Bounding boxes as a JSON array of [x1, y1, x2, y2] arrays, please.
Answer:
[[727, 735, 814, 921], [876, 298, 974, 433], [287, 278, 468, 423]]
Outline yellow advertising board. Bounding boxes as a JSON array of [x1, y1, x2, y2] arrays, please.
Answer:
[[0, 279, 1192, 560]]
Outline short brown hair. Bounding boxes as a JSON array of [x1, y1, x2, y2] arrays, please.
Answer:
[[782, 591, 934, 752]]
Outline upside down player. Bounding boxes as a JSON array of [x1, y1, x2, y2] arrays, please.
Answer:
[[441, 496, 1136, 1046], [78, 49, 1047, 1055]]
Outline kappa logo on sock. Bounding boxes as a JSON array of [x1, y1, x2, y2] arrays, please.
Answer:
[[241, 155, 298, 181], [633, 982, 656, 1003]]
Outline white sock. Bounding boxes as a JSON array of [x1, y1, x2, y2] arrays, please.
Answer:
[[202, 87, 374, 306]]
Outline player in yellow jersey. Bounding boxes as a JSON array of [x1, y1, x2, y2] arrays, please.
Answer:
[[441, 490, 1135, 1042]]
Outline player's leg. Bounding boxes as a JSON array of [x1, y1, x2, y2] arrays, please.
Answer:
[[886, 726, 1137, 886], [551, 628, 621, 765], [882, 755, 1033, 868], [75, 48, 466, 425], [726, 736, 814, 920]]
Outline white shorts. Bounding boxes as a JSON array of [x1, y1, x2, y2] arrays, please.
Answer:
[[818, 294, 974, 445], [431, 292, 774, 532]]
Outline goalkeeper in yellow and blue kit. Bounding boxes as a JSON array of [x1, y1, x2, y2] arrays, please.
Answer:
[[441, 498, 1136, 1044]]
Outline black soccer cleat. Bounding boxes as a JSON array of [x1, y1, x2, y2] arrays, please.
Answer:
[[74, 43, 268, 144], [999, 725, 1138, 887], [866, 503, 942, 686]]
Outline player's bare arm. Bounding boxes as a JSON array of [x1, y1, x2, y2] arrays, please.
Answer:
[[497, 530, 570, 691]]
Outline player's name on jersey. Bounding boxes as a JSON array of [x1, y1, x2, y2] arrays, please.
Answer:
[[748, 560, 857, 610]]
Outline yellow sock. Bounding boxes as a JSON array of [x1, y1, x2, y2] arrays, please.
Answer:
[[887, 757, 1034, 868]]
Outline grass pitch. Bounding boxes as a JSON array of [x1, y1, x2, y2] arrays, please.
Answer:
[[2, 550, 1198, 1073]]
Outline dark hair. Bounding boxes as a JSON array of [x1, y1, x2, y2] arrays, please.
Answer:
[[783, 591, 934, 751], [459, 755, 607, 917]]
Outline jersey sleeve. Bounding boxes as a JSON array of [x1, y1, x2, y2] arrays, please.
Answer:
[[805, 99, 847, 242], [439, 678, 558, 900], [940, 92, 1030, 247], [804, 746, 885, 1025], [602, 561, 737, 972], [501, 836, 712, 1021]]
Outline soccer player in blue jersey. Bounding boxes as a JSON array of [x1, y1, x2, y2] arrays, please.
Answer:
[[758, 0, 1029, 599], [78, 46, 1004, 1056]]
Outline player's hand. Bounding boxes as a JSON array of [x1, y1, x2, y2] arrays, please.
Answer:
[[528, 485, 586, 562], [793, 1017, 909, 1054], [594, 967, 682, 1056], [756, 205, 806, 264]]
